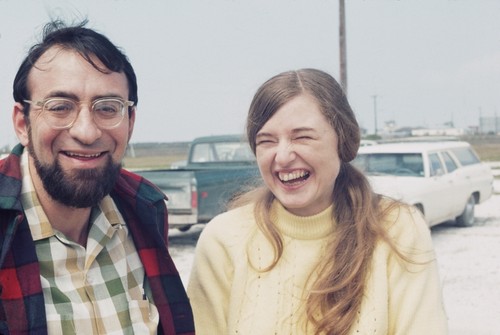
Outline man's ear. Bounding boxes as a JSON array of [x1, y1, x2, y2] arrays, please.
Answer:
[[127, 106, 136, 142], [13, 102, 30, 146]]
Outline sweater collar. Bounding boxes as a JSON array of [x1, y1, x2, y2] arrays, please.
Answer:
[[270, 201, 335, 240]]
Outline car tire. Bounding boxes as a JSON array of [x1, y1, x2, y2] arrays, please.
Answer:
[[177, 225, 192, 232], [455, 195, 475, 227]]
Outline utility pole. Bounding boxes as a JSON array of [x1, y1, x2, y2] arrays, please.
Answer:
[[479, 106, 482, 134], [495, 109, 498, 134], [339, 0, 347, 94], [372, 95, 378, 135]]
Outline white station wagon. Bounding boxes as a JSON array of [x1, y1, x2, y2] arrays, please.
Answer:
[[353, 141, 494, 227]]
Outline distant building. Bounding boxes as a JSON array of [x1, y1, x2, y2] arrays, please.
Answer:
[[380, 121, 413, 138], [377, 119, 488, 138], [479, 116, 500, 135], [411, 127, 469, 137]]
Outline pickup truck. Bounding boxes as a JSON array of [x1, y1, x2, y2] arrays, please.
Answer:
[[353, 140, 494, 227], [136, 135, 261, 231]]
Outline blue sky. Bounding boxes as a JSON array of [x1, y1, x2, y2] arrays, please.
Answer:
[[1, 0, 499, 147]]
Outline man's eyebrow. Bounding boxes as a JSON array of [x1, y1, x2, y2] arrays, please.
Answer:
[[42, 91, 125, 101], [92, 93, 126, 100], [44, 91, 78, 100]]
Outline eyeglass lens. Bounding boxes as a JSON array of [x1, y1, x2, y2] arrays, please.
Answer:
[[43, 99, 125, 129]]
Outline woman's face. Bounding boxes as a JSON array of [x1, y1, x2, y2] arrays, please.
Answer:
[[255, 94, 341, 216]]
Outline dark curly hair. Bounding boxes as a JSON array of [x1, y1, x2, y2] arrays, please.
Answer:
[[13, 19, 137, 116]]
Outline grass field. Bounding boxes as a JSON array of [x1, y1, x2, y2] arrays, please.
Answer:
[[123, 154, 187, 170], [473, 145, 500, 161], [122, 135, 500, 170]]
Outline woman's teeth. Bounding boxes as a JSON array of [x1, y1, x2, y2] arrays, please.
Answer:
[[279, 170, 309, 182]]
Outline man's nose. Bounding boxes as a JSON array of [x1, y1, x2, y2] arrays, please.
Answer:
[[68, 107, 102, 144]]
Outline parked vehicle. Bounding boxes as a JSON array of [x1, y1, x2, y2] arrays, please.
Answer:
[[360, 139, 378, 147], [136, 135, 260, 231], [353, 141, 494, 227]]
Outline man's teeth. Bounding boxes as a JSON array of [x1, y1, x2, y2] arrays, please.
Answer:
[[279, 170, 308, 182], [66, 152, 101, 158]]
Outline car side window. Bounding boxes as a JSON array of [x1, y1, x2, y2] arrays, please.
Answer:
[[191, 143, 215, 162], [451, 147, 480, 166], [441, 151, 458, 173], [429, 153, 444, 176]]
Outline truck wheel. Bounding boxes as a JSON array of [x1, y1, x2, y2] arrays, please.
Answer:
[[178, 225, 192, 232], [455, 195, 475, 227]]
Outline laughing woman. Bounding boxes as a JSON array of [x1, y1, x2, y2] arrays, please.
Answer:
[[187, 68, 448, 335]]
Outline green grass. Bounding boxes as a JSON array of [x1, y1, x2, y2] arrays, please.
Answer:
[[470, 144, 500, 162], [123, 154, 187, 170], [122, 135, 500, 170]]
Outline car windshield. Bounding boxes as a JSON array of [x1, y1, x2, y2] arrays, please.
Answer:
[[191, 141, 255, 163], [353, 153, 424, 177]]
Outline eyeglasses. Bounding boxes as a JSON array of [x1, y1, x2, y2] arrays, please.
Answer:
[[23, 97, 134, 129]]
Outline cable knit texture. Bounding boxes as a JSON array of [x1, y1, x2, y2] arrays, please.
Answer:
[[188, 200, 448, 334]]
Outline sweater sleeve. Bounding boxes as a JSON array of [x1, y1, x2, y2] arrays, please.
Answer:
[[187, 215, 235, 335], [385, 205, 448, 334]]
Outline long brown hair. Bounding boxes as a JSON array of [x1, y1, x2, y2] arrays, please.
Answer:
[[235, 68, 398, 335]]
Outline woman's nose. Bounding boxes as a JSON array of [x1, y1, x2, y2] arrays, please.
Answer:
[[275, 141, 296, 165]]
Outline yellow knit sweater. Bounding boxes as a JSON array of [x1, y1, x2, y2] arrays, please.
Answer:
[[188, 201, 448, 334]]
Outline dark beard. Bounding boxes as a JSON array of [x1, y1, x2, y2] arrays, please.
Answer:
[[29, 146, 121, 208]]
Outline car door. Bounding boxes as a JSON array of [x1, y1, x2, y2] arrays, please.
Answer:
[[440, 150, 467, 215], [451, 146, 494, 204], [423, 152, 456, 224]]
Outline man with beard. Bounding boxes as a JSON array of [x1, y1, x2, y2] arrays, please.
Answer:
[[0, 21, 194, 335]]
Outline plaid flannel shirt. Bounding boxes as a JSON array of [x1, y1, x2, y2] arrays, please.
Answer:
[[0, 144, 195, 335]]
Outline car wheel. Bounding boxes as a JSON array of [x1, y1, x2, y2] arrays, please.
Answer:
[[177, 225, 192, 232], [455, 195, 475, 227]]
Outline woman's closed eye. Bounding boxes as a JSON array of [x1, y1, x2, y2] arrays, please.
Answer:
[[255, 135, 277, 146]]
